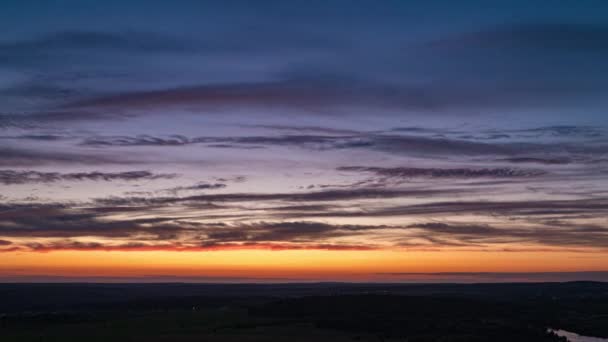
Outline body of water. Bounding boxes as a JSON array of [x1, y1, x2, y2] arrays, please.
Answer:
[[550, 329, 608, 342]]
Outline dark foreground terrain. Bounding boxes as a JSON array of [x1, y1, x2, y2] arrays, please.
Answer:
[[1, 282, 607, 341]]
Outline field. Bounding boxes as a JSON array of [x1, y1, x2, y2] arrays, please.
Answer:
[[1, 282, 607, 341]]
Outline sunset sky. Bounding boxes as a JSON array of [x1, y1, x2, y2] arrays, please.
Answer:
[[1, 0, 607, 282]]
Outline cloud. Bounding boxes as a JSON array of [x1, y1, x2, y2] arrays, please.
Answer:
[[294, 198, 608, 219], [0, 110, 123, 129], [78, 132, 608, 162], [0, 203, 384, 251], [163, 182, 226, 195], [245, 124, 360, 135], [0, 239, 12, 246], [94, 187, 469, 207], [1, 196, 607, 252], [0, 146, 148, 166], [81, 135, 199, 147], [428, 23, 608, 52], [66, 80, 356, 110], [400, 199, 608, 217], [268, 198, 608, 229], [408, 222, 500, 235], [0, 147, 108, 166], [370, 134, 608, 157], [3, 213, 607, 251], [63, 73, 608, 113], [337, 166, 546, 178], [0, 202, 382, 243], [0, 30, 198, 61], [389, 125, 607, 142], [80, 134, 371, 151], [506, 126, 606, 139], [496, 157, 573, 165], [264, 204, 340, 212], [0, 206, 189, 239], [0, 170, 176, 185], [204, 221, 387, 244], [14, 241, 376, 253], [406, 221, 608, 248], [0, 133, 71, 142]]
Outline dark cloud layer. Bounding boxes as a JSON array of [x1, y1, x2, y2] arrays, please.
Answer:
[[0, 206, 188, 240], [163, 182, 227, 195], [285, 198, 608, 219], [64, 76, 608, 113], [337, 166, 546, 178], [15, 241, 375, 253], [94, 187, 469, 207], [0, 170, 176, 185], [496, 157, 573, 165], [1, 200, 606, 251], [406, 222, 608, 248], [0, 203, 383, 251], [0, 111, 122, 129], [204, 221, 385, 245], [78, 132, 608, 163], [0, 147, 138, 166]]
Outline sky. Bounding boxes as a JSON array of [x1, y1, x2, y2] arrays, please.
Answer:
[[0, 0, 607, 283]]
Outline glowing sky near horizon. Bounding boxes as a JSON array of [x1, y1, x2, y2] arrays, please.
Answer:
[[0, 0, 607, 282]]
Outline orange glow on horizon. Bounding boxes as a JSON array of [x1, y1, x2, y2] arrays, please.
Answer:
[[1, 249, 606, 281]]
